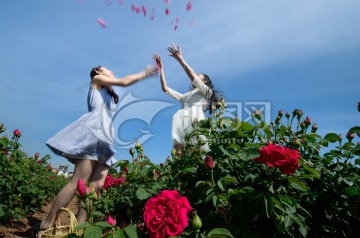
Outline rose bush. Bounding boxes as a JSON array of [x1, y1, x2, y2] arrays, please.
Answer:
[[0, 124, 68, 223], [143, 190, 192, 238]]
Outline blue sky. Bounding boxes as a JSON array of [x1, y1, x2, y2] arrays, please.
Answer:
[[1, 0, 359, 171]]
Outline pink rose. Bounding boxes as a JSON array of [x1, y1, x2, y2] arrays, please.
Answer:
[[144, 190, 192, 238], [253, 144, 300, 175], [107, 215, 116, 226], [77, 179, 88, 197]]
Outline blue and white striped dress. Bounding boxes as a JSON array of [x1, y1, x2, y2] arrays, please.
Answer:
[[46, 86, 117, 166]]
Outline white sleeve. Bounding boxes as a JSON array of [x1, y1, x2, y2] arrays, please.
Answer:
[[192, 75, 213, 97], [165, 87, 183, 102]]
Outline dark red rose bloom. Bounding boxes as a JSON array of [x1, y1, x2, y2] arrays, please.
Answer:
[[144, 190, 192, 238], [253, 144, 300, 175], [204, 156, 215, 169]]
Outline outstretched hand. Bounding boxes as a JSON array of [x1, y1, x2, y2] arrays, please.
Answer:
[[145, 64, 157, 77], [153, 53, 162, 70], [168, 43, 182, 60]]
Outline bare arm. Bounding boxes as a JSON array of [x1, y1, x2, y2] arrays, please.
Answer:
[[153, 53, 168, 92], [168, 43, 197, 81], [153, 53, 182, 101], [92, 65, 156, 87]]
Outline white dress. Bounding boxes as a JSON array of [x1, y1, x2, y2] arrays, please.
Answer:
[[46, 86, 117, 167], [165, 76, 212, 150]]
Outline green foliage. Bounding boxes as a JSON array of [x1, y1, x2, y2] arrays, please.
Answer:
[[0, 124, 68, 223], [92, 104, 360, 237]]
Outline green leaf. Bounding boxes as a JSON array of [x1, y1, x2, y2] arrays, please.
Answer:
[[207, 228, 234, 238], [264, 195, 273, 218], [223, 176, 239, 185], [345, 187, 359, 196], [125, 224, 144, 238], [302, 165, 321, 179], [74, 221, 91, 231], [84, 225, 102, 238], [288, 177, 309, 191], [112, 229, 126, 238], [217, 180, 225, 191], [94, 221, 113, 228], [324, 133, 340, 143], [136, 187, 153, 200]]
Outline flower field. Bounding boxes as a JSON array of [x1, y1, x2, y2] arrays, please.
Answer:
[[1, 101, 360, 237]]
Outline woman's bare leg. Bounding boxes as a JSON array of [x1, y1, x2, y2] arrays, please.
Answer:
[[76, 162, 109, 224], [36, 159, 95, 237]]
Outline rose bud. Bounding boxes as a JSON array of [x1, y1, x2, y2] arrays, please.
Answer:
[[124, 167, 129, 173], [278, 110, 284, 117], [298, 109, 304, 117], [204, 156, 215, 169], [13, 129, 21, 138], [35, 152, 40, 159], [234, 115, 239, 123], [339, 134, 342, 143], [129, 147, 135, 157], [0, 124, 5, 133], [311, 123, 318, 133], [292, 109, 299, 117], [135, 141, 141, 151], [107, 215, 116, 226], [304, 116, 311, 126], [275, 116, 281, 125], [285, 112, 291, 119], [192, 212, 202, 231], [346, 132, 355, 141], [192, 118, 199, 128]]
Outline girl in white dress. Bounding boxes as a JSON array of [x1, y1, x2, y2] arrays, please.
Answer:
[[153, 44, 221, 155]]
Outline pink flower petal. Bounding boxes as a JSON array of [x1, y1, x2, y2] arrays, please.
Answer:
[[118, 0, 123, 5], [165, 0, 171, 4], [165, 8, 170, 15], [142, 5, 147, 16], [190, 20, 195, 26], [97, 18, 107, 28], [186, 1, 192, 11]]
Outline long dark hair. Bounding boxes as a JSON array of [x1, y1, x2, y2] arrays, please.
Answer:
[[202, 74, 222, 114], [90, 66, 119, 104]]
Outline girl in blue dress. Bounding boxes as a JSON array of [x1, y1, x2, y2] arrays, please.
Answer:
[[33, 64, 157, 237]]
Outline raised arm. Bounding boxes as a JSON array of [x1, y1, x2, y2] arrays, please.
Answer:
[[153, 53, 168, 92], [92, 65, 157, 87], [168, 43, 197, 82], [153, 53, 183, 102]]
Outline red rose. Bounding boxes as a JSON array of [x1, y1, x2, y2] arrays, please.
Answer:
[[253, 144, 300, 175], [204, 156, 215, 169], [144, 190, 192, 238], [13, 129, 21, 137]]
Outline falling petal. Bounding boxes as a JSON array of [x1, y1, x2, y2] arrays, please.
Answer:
[[150, 8, 155, 21], [118, 0, 123, 5], [97, 18, 107, 28], [174, 24, 178, 31], [175, 17, 179, 23], [142, 5, 147, 16], [190, 20, 195, 26], [165, 0, 171, 4], [165, 8, 170, 15], [186, 1, 192, 11]]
